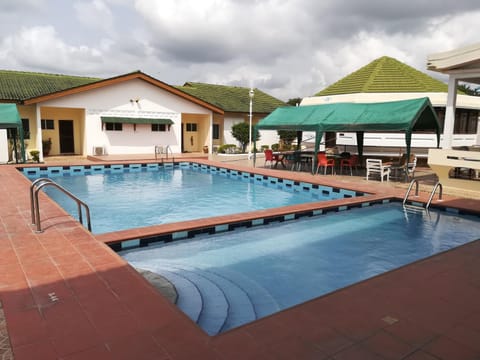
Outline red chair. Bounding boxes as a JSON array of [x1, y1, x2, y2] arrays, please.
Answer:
[[340, 155, 358, 175], [316, 152, 335, 175], [264, 149, 274, 168]]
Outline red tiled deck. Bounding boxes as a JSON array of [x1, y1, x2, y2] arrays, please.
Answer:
[[1, 159, 480, 359]]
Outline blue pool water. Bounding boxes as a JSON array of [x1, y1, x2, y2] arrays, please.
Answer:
[[27, 164, 360, 234], [120, 202, 480, 335]]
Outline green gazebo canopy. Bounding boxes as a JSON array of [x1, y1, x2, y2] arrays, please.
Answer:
[[0, 103, 25, 163], [255, 97, 441, 164]]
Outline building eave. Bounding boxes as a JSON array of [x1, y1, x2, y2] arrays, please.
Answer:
[[22, 71, 224, 114]]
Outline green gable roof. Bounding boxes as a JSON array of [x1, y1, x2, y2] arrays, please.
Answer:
[[176, 82, 286, 113], [0, 70, 100, 101], [316, 56, 449, 96]]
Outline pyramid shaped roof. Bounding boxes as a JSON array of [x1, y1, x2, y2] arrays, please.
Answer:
[[315, 56, 449, 96]]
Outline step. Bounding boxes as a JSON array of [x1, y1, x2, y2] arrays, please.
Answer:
[[178, 266, 257, 333], [159, 264, 229, 336], [145, 266, 203, 323], [212, 267, 281, 319]]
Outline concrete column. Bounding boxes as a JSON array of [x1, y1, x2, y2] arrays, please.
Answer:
[[443, 76, 458, 149], [35, 104, 43, 162]]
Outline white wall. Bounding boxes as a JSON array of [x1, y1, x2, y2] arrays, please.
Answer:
[[39, 79, 214, 155], [223, 114, 280, 149], [0, 130, 8, 163]]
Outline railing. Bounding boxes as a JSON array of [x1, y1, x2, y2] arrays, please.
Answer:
[[155, 145, 174, 162], [426, 182, 443, 209], [403, 179, 419, 206], [403, 179, 443, 210], [30, 178, 92, 233]]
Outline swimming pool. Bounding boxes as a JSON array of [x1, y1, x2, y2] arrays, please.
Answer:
[[22, 162, 363, 234], [120, 202, 480, 335]]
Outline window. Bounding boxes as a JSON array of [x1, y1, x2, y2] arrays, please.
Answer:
[[41, 119, 54, 130], [105, 122, 123, 131], [152, 123, 167, 132], [454, 109, 478, 134], [213, 124, 220, 140], [186, 123, 197, 132], [22, 118, 30, 139]]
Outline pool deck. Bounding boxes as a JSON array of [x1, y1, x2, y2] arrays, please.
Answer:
[[1, 155, 480, 359]]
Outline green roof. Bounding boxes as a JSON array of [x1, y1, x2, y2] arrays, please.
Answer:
[[0, 70, 100, 101], [176, 82, 286, 113], [316, 56, 449, 96]]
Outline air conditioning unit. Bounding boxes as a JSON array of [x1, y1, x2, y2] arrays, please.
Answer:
[[93, 146, 105, 155]]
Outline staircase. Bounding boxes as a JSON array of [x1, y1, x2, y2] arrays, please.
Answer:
[[141, 263, 280, 335]]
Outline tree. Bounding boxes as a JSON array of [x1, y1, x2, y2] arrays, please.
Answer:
[[277, 130, 298, 150], [458, 84, 480, 96], [231, 122, 261, 153], [286, 97, 303, 106]]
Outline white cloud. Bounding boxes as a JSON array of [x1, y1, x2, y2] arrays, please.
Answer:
[[1, 1, 480, 101], [0, 26, 104, 74], [74, 0, 115, 36]]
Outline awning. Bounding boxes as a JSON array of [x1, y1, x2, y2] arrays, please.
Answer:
[[101, 116, 174, 125], [0, 103, 25, 163], [255, 97, 441, 168]]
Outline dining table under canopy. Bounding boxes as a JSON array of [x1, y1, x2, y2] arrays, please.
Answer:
[[254, 97, 441, 170]]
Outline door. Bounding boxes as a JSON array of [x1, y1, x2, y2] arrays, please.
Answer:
[[59, 120, 74, 154]]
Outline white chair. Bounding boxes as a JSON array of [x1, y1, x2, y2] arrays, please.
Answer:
[[366, 158, 390, 182]]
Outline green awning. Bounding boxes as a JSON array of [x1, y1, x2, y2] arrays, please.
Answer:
[[0, 103, 25, 163], [255, 97, 440, 133], [0, 103, 22, 129], [101, 116, 174, 125], [255, 97, 441, 169]]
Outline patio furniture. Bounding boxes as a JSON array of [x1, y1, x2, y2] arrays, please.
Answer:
[[264, 149, 274, 168], [316, 152, 335, 175], [366, 158, 390, 182], [391, 154, 417, 181], [340, 154, 359, 176]]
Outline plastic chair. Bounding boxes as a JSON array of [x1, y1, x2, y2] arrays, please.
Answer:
[[366, 158, 390, 182], [340, 155, 358, 175], [264, 149, 274, 168], [316, 152, 335, 175]]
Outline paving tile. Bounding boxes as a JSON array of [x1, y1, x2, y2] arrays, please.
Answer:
[[362, 330, 416, 360], [2, 159, 480, 360], [11, 340, 57, 360], [422, 335, 480, 360]]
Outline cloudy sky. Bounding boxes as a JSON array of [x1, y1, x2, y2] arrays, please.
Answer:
[[1, 0, 479, 101]]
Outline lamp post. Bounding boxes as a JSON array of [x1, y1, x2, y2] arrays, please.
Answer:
[[248, 88, 254, 159]]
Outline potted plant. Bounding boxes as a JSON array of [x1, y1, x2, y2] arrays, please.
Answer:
[[29, 150, 40, 163], [42, 138, 52, 156]]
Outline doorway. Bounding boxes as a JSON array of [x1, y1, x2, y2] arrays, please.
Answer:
[[59, 120, 74, 154]]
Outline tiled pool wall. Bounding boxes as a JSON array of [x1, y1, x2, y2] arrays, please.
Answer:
[[109, 198, 395, 252], [20, 162, 477, 252], [20, 161, 364, 200]]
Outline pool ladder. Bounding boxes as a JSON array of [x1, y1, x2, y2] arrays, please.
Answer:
[[30, 178, 92, 233], [155, 145, 174, 163], [403, 179, 443, 210]]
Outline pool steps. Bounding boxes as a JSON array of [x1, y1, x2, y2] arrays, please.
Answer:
[[145, 263, 280, 335]]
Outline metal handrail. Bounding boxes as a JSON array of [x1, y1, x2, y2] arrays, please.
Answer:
[[426, 182, 443, 209], [403, 179, 419, 206], [154, 145, 174, 162], [30, 177, 92, 233]]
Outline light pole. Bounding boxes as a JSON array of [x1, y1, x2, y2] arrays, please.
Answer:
[[248, 88, 254, 159]]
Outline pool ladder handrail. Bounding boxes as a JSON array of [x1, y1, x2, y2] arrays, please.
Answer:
[[426, 182, 443, 209], [155, 145, 174, 163], [403, 179, 419, 206], [403, 179, 443, 210], [30, 178, 92, 233]]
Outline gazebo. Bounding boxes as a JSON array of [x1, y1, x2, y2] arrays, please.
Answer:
[[0, 103, 25, 163], [255, 97, 441, 169]]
